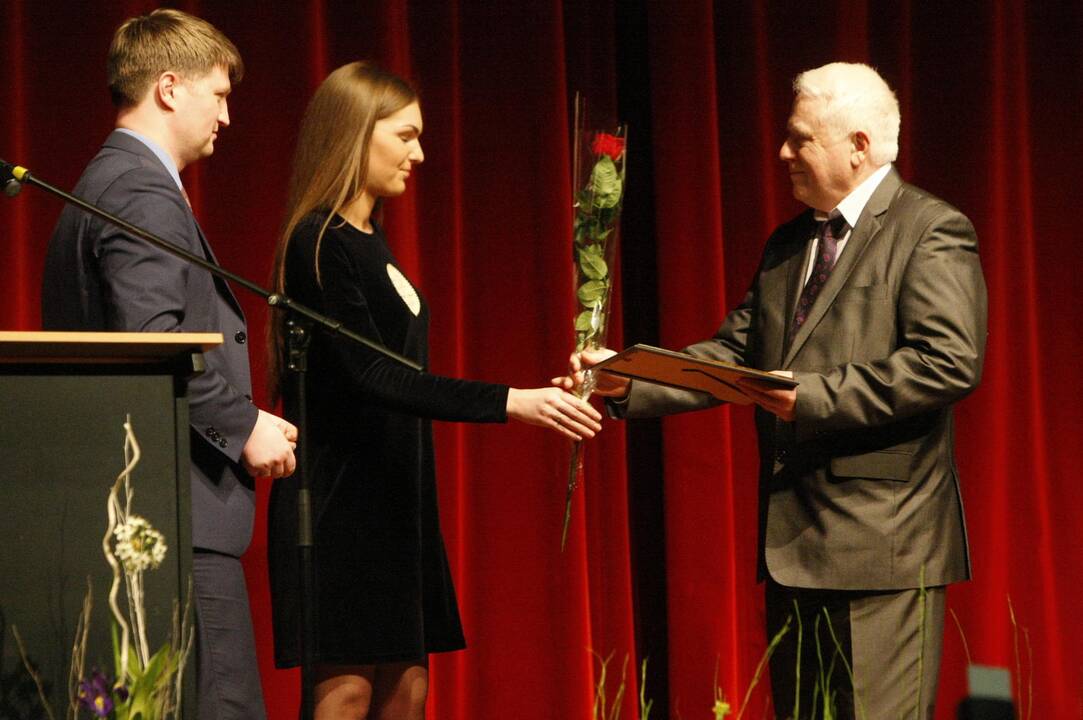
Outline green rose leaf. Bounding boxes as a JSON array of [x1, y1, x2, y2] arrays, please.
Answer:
[[577, 280, 609, 305], [575, 310, 596, 331], [590, 155, 623, 209], [578, 249, 608, 280]]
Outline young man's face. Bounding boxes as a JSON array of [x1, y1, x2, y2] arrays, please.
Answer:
[[171, 65, 231, 167]]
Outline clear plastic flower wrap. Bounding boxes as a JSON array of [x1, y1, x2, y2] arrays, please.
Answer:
[[562, 96, 627, 550]]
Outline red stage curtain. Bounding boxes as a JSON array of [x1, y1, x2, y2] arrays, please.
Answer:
[[2, 2, 1081, 718]]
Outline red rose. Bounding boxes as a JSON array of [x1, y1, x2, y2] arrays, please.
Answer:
[[590, 132, 625, 161]]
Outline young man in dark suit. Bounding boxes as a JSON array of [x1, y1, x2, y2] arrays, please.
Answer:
[[568, 62, 987, 719], [41, 9, 296, 719]]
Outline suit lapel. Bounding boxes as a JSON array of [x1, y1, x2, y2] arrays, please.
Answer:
[[103, 131, 246, 321], [193, 222, 247, 320], [762, 213, 817, 369], [782, 169, 902, 368], [782, 217, 814, 343]]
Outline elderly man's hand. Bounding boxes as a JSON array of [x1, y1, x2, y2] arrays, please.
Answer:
[[551, 348, 630, 398], [737, 371, 796, 421]]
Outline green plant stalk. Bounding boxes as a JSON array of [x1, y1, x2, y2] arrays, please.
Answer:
[[68, 580, 92, 720], [1008, 596, 1033, 720], [104, 425, 141, 682], [561, 364, 598, 550], [108, 419, 191, 720], [823, 606, 857, 718], [812, 614, 837, 720], [591, 650, 612, 720], [821, 607, 864, 720], [949, 608, 972, 666], [561, 438, 585, 551], [735, 614, 791, 720], [1009, 596, 1022, 720], [12, 624, 58, 720], [639, 658, 653, 720], [608, 656, 629, 720], [172, 578, 196, 720], [591, 650, 633, 720], [793, 600, 802, 720]]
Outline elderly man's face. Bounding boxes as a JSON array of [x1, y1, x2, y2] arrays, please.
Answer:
[[779, 96, 857, 212]]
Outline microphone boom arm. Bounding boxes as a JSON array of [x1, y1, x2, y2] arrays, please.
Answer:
[[0, 158, 420, 371]]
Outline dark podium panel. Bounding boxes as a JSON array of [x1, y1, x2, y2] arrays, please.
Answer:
[[0, 332, 219, 720]]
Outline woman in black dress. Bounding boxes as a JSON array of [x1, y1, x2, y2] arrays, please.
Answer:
[[266, 62, 601, 720]]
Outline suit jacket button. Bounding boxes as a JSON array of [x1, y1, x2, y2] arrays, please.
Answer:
[[219, 439, 228, 448], [775, 448, 787, 462], [234, 331, 247, 344]]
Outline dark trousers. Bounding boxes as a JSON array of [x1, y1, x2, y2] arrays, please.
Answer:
[[193, 551, 267, 720], [765, 580, 945, 720]]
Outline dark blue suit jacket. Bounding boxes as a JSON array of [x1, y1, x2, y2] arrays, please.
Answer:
[[42, 130, 259, 557]]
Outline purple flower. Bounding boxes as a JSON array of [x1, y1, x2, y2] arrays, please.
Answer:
[[77, 669, 115, 717]]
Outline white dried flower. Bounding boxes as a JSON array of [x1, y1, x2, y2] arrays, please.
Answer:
[[113, 515, 167, 573]]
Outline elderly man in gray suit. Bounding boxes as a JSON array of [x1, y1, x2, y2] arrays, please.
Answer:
[[41, 9, 296, 719], [568, 62, 987, 719]]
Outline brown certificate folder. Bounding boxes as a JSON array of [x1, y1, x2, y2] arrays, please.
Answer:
[[591, 343, 798, 404]]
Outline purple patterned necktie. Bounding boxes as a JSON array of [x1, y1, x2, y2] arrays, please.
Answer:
[[790, 215, 847, 337]]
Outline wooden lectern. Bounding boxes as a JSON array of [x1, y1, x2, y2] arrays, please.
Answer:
[[0, 332, 219, 719]]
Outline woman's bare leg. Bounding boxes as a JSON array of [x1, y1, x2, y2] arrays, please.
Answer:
[[372, 661, 428, 720], [314, 664, 375, 720]]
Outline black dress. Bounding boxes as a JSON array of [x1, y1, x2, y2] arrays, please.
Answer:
[[268, 212, 509, 666]]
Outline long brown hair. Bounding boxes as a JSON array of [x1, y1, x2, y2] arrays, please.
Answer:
[[268, 61, 418, 401]]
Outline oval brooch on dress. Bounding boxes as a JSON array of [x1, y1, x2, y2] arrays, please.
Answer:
[[386, 263, 421, 316]]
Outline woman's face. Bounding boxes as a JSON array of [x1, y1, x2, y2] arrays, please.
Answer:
[[365, 100, 424, 199]]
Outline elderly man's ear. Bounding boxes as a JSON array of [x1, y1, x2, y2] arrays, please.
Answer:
[[850, 130, 871, 167]]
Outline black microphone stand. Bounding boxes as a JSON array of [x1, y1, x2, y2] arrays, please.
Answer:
[[1, 158, 417, 720]]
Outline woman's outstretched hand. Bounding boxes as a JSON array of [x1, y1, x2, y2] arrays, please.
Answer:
[[506, 387, 603, 441]]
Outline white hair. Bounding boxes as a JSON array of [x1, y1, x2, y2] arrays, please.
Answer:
[[793, 62, 900, 166]]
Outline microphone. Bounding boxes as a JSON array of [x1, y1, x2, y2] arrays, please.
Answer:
[[1, 158, 25, 197]]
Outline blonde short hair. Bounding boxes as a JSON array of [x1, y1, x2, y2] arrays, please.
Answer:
[[107, 8, 243, 107]]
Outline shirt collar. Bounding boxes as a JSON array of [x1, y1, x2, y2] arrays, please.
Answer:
[[815, 162, 893, 227], [115, 128, 184, 193]]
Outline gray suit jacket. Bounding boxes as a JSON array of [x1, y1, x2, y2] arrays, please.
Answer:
[[621, 169, 987, 590], [42, 130, 259, 557]]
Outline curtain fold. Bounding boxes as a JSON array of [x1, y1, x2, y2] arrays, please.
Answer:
[[2, 2, 1081, 718], [645, 1, 762, 713]]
